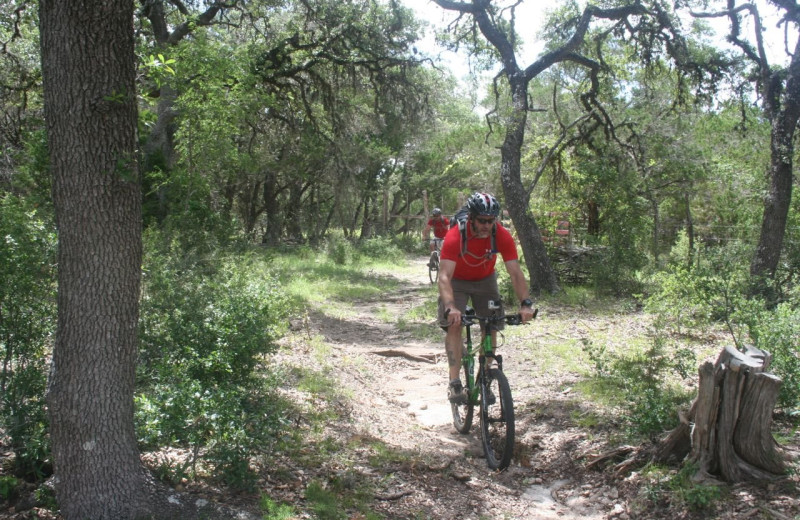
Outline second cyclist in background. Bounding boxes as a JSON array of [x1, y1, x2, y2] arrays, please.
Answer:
[[423, 207, 449, 266]]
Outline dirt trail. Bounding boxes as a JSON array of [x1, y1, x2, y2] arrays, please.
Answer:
[[300, 257, 615, 520], [291, 256, 799, 520]]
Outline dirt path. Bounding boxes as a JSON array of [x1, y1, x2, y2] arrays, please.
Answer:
[[279, 256, 799, 520], [296, 257, 616, 520]]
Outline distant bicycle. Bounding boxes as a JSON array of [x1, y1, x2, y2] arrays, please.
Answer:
[[450, 300, 536, 470], [427, 238, 444, 284]]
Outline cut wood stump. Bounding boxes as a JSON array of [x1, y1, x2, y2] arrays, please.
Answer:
[[655, 345, 788, 483]]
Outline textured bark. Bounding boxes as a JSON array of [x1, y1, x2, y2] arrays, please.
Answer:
[[40, 5, 261, 516], [39, 0, 150, 516], [657, 346, 786, 483], [750, 127, 796, 284]]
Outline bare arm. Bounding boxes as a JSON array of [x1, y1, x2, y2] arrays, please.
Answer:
[[504, 259, 535, 322], [437, 259, 461, 326]]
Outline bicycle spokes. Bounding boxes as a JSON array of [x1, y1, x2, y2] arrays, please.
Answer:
[[480, 368, 515, 470]]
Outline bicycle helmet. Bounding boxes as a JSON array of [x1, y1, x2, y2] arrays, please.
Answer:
[[432, 207, 442, 216], [466, 192, 500, 217]]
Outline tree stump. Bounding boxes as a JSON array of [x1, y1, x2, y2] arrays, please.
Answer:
[[655, 345, 787, 482]]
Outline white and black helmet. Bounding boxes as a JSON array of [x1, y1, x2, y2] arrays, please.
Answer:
[[466, 192, 500, 217]]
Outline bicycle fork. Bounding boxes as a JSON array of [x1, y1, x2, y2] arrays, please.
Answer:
[[463, 329, 505, 404]]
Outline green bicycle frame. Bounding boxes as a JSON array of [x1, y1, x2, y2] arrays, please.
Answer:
[[462, 323, 498, 405]]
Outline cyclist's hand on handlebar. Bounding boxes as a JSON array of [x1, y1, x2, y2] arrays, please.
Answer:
[[519, 306, 537, 323], [444, 306, 462, 327]]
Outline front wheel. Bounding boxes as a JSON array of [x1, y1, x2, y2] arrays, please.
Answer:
[[428, 252, 439, 284], [451, 362, 474, 433], [479, 368, 515, 470]]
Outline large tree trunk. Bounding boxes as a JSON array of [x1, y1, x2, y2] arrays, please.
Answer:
[[749, 126, 796, 289], [40, 0, 153, 516], [747, 18, 800, 297], [655, 346, 787, 483], [40, 3, 261, 518], [501, 74, 559, 296]]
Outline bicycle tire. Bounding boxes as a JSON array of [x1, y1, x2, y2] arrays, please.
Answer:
[[451, 363, 474, 433], [479, 368, 515, 470], [428, 253, 439, 284]]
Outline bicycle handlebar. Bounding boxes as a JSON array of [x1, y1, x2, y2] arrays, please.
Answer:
[[460, 308, 538, 327]]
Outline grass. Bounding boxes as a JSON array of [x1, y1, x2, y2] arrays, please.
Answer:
[[260, 495, 297, 520], [633, 462, 726, 514], [270, 251, 406, 308]]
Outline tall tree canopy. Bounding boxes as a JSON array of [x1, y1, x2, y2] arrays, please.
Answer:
[[429, 0, 724, 295]]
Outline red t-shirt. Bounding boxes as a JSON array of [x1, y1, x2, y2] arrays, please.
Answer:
[[440, 222, 518, 280], [427, 217, 449, 239]]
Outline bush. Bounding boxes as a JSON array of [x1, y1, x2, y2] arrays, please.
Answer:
[[582, 318, 696, 437], [747, 303, 800, 410], [668, 462, 724, 511], [644, 236, 800, 411], [137, 230, 291, 488], [0, 194, 56, 479], [0, 476, 20, 501], [325, 236, 355, 265], [644, 237, 753, 337], [356, 236, 403, 259], [390, 233, 424, 254]]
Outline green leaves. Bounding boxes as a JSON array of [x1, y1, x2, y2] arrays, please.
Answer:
[[0, 194, 56, 479], [136, 232, 292, 488], [143, 53, 176, 88]]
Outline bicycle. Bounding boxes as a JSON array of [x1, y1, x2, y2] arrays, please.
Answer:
[[450, 300, 537, 470], [427, 238, 444, 284]]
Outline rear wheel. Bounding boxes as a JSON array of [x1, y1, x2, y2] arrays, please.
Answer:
[[451, 363, 474, 433], [480, 368, 515, 470], [428, 252, 439, 284]]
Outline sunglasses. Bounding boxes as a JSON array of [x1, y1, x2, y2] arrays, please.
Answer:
[[474, 217, 496, 225]]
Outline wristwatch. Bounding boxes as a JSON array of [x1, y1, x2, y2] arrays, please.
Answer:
[[520, 298, 533, 308]]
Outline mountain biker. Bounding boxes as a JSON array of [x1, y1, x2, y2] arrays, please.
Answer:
[[437, 192, 536, 404], [423, 207, 449, 253]]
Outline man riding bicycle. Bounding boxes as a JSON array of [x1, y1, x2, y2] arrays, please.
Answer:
[[437, 192, 536, 403], [423, 207, 448, 253]]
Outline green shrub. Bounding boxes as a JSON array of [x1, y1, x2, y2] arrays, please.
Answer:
[[305, 480, 347, 520], [668, 462, 724, 512], [326, 236, 354, 265], [0, 194, 56, 479], [644, 239, 753, 338], [747, 303, 800, 410], [395, 233, 425, 254], [260, 495, 297, 520], [645, 237, 800, 411], [582, 318, 695, 437], [0, 476, 20, 501], [357, 236, 403, 259], [136, 230, 291, 488]]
